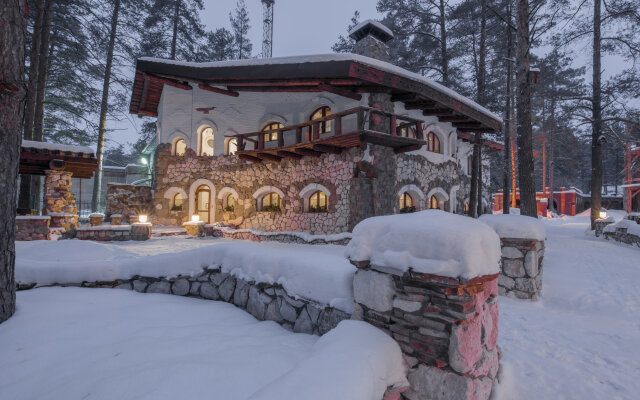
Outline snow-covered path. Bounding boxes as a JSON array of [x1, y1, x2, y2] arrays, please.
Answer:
[[495, 216, 640, 400]]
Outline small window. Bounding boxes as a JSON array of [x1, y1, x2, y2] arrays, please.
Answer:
[[398, 125, 416, 138], [399, 192, 415, 213], [308, 190, 328, 213], [429, 195, 439, 209], [426, 132, 440, 153], [263, 122, 284, 142], [226, 138, 238, 155], [199, 127, 214, 156], [310, 106, 332, 134], [225, 194, 236, 212], [261, 192, 282, 212], [174, 138, 186, 156], [172, 193, 183, 211]]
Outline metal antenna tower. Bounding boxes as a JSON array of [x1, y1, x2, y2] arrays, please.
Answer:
[[262, 0, 275, 58]]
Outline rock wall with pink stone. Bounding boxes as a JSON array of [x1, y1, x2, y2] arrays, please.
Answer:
[[15, 217, 51, 241], [152, 143, 460, 234], [352, 262, 501, 400]]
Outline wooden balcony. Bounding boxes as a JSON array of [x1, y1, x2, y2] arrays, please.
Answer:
[[229, 107, 426, 163]]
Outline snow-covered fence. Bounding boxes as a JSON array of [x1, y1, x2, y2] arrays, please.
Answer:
[[480, 215, 546, 301], [346, 211, 502, 400]]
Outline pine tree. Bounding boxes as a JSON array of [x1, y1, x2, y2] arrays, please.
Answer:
[[230, 0, 252, 59], [332, 11, 360, 53], [200, 28, 235, 61]]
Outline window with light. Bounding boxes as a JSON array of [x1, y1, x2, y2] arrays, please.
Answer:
[[199, 127, 214, 156], [426, 132, 440, 153], [174, 138, 186, 156], [310, 106, 332, 134], [308, 191, 328, 212], [262, 122, 284, 142], [261, 192, 282, 212]]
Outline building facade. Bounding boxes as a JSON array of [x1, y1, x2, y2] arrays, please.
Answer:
[[129, 21, 502, 233]]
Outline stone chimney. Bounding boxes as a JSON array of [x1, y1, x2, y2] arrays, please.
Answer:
[[350, 20, 394, 62]]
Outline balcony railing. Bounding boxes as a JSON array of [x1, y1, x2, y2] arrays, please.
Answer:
[[227, 106, 426, 162]]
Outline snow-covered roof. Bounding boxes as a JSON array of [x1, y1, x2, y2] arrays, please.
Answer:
[[345, 210, 501, 280], [136, 53, 502, 125], [22, 140, 94, 155]]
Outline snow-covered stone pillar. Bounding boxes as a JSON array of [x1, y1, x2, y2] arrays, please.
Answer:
[[347, 211, 502, 400], [479, 215, 546, 301], [44, 169, 78, 230]]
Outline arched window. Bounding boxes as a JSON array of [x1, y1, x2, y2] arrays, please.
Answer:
[[226, 138, 238, 155], [426, 132, 440, 153], [399, 192, 415, 213], [172, 193, 184, 211], [199, 127, 215, 156], [310, 106, 332, 134], [429, 195, 439, 209], [225, 193, 236, 212], [263, 122, 284, 142], [174, 138, 186, 156], [308, 190, 327, 212], [261, 192, 282, 212]]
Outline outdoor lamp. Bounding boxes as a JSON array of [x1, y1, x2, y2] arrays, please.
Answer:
[[140, 157, 148, 165], [191, 215, 200, 222], [139, 215, 148, 223], [599, 211, 607, 219]]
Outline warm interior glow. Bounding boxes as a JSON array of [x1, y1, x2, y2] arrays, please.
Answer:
[[599, 211, 607, 219], [191, 215, 200, 222], [138, 215, 148, 223]]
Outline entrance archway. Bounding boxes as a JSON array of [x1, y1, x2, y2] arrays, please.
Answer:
[[196, 185, 211, 223]]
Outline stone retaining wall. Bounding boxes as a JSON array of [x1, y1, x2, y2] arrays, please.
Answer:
[[75, 223, 152, 241], [15, 216, 51, 241], [204, 226, 352, 245], [351, 261, 500, 400], [36, 267, 350, 336], [603, 224, 640, 247], [498, 238, 545, 300]]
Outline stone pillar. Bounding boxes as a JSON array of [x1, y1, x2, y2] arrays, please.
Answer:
[[44, 169, 78, 230], [352, 263, 500, 400], [131, 223, 152, 241], [183, 221, 206, 237], [498, 238, 545, 300]]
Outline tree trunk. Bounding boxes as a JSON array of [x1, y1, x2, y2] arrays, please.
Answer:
[[477, 147, 484, 215], [516, 0, 536, 217], [503, 0, 514, 214], [469, 140, 480, 218], [590, 0, 602, 229], [91, 0, 121, 212], [170, 0, 180, 60], [0, 0, 27, 324], [439, 0, 449, 85], [17, 0, 44, 211], [475, 0, 487, 217]]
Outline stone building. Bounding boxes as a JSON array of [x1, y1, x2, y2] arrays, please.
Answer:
[[128, 21, 503, 234]]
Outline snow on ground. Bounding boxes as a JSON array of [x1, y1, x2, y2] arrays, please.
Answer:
[[494, 215, 640, 400], [0, 288, 405, 400], [15, 237, 354, 311]]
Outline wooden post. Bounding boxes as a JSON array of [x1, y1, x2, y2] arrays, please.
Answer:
[[390, 115, 397, 136], [415, 122, 423, 139], [357, 108, 364, 131], [296, 127, 302, 143], [335, 116, 342, 136], [277, 130, 284, 147], [313, 121, 320, 140], [237, 136, 245, 151], [258, 133, 265, 150]]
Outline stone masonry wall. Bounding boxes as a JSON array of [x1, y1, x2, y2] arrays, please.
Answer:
[[498, 238, 545, 300], [154, 143, 460, 234], [44, 169, 78, 229], [15, 217, 51, 241], [75, 223, 152, 241], [32, 267, 350, 336], [106, 184, 153, 222], [352, 263, 500, 400]]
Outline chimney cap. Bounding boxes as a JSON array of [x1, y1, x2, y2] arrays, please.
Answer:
[[349, 20, 394, 43]]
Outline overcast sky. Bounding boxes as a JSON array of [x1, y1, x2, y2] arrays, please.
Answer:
[[201, 0, 382, 57]]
